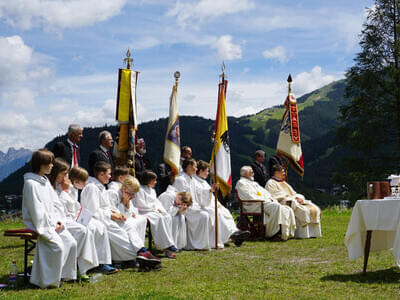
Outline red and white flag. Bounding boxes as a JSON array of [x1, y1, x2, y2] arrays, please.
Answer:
[[276, 93, 304, 176]]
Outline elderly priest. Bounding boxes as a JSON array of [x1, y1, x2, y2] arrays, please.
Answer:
[[265, 164, 321, 238], [235, 166, 296, 241]]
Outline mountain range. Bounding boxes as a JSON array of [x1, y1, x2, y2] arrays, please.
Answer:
[[0, 79, 350, 207], [0, 148, 32, 182]]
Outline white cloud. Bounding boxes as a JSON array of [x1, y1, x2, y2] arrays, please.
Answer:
[[5, 89, 36, 109], [263, 46, 288, 64], [167, 0, 254, 27], [211, 35, 242, 60], [0, 0, 128, 30], [293, 66, 338, 96], [49, 98, 78, 112]]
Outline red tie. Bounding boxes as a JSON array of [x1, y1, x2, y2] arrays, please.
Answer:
[[73, 145, 78, 166], [106, 151, 110, 157]]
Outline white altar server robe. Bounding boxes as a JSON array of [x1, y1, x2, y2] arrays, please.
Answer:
[[134, 186, 175, 250], [235, 177, 296, 240], [81, 177, 136, 261], [194, 175, 237, 248], [173, 173, 211, 250], [159, 185, 187, 250], [22, 173, 77, 288], [107, 189, 147, 252]]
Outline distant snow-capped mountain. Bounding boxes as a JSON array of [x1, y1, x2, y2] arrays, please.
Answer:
[[0, 148, 32, 181]]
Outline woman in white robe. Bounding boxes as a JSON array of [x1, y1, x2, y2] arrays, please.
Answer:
[[107, 176, 148, 253], [159, 186, 190, 250], [22, 149, 77, 288], [49, 158, 99, 276], [134, 171, 177, 253], [194, 160, 248, 248], [173, 159, 211, 250], [266, 164, 321, 238]]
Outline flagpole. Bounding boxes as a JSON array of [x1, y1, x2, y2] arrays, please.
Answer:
[[285, 74, 292, 180]]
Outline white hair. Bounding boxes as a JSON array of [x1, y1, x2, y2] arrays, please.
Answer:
[[68, 124, 81, 136], [99, 130, 111, 144], [240, 166, 252, 177]]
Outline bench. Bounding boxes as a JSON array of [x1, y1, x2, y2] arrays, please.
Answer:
[[4, 229, 38, 284]]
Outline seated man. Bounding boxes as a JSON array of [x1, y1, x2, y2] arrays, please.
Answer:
[[266, 164, 321, 238], [235, 166, 296, 241]]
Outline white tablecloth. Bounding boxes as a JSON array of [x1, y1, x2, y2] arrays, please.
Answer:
[[345, 199, 400, 264]]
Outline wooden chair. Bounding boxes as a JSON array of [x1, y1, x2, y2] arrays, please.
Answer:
[[4, 228, 38, 284], [235, 190, 265, 239]]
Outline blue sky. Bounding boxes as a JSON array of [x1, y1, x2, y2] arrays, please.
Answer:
[[0, 0, 374, 152]]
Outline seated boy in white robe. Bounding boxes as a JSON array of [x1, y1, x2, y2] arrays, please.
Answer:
[[266, 164, 321, 238], [107, 165, 129, 196], [134, 171, 178, 258], [81, 161, 160, 270], [108, 175, 156, 262], [159, 186, 192, 250], [22, 149, 77, 288]]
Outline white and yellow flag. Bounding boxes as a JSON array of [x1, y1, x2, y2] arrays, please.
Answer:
[[276, 93, 304, 176], [210, 79, 232, 198], [163, 78, 180, 178]]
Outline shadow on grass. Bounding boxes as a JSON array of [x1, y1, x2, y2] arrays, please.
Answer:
[[321, 267, 400, 284]]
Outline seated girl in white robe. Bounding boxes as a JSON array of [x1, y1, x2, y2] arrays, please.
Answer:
[[173, 159, 211, 250], [48, 158, 99, 278], [107, 175, 154, 259], [22, 149, 77, 288], [265, 164, 321, 239], [159, 186, 192, 250], [194, 160, 250, 247], [134, 171, 178, 258], [80, 162, 161, 267], [107, 166, 129, 203]]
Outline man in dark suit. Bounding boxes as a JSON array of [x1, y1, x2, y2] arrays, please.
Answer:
[[88, 130, 115, 177], [135, 138, 151, 183], [52, 124, 83, 167], [251, 150, 268, 187]]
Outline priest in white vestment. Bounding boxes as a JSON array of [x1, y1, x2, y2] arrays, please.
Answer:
[[265, 164, 321, 238], [235, 166, 296, 241], [194, 160, 250, 247], [173, 159, 211, 250], [22, 149, 77, 288]]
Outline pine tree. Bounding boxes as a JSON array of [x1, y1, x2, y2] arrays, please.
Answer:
[[335, 0, 400, 200]]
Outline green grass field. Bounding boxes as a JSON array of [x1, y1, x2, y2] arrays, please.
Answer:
[[0, 208, 399, 299]]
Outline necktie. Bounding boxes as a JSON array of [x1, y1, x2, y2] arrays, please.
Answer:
[[73, 145, 78, 166], [106, 151, 110, 157]]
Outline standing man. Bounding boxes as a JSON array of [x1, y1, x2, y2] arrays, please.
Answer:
[[52, 124, 83, 168], [179, 146, 192, 174], [88, 130, 115, 177], [135, 138, 151, 183], [251, 150, 268, 187]]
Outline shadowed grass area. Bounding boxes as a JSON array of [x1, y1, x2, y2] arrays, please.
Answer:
[[0, 208, 399, 299]]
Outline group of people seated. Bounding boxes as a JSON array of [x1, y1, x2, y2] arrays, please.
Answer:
[[21, 124, 321, 289]]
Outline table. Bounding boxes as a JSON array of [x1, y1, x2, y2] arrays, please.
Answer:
[[345, 198, 400, 274]]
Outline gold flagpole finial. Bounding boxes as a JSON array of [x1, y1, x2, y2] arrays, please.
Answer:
[[220, 61, 226, 83], [287, 73, 292, 94], [174, 71, 180, 84], [124, 49, 133, 69]]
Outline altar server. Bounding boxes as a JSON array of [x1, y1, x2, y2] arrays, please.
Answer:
[[134, 171, 178, 258], [22, 149, 77, 288], [235, 166, 296, 241], [194, 160, 250, 247], [48, 158, 99, 278], [266, 164, 321, 238], [173, 159, 211, 250]]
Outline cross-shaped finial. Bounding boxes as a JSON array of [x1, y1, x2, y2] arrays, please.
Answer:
[[124, 49, 133, 69]]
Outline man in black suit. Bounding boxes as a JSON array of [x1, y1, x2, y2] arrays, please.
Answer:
[[88, 130, 115, 177], [251, 150, 268, 187], [135, 138, 151, 183], [52, 124, 83, 167]]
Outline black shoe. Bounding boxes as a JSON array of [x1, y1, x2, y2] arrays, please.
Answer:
[[231, 230, 251, 247]]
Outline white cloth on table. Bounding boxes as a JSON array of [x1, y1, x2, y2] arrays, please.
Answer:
[[173, 173, 211, 250], [22, 172, 77, 288], [235, 177, 296, 240], [159, 185, 187, 249], [265, 178, 321, 238], [107, 189, 147, 252], [345, 199, 400, 264], [134, 185, 175, 250], [193, 175, 237, 248], [81, 177, 136, 261]]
